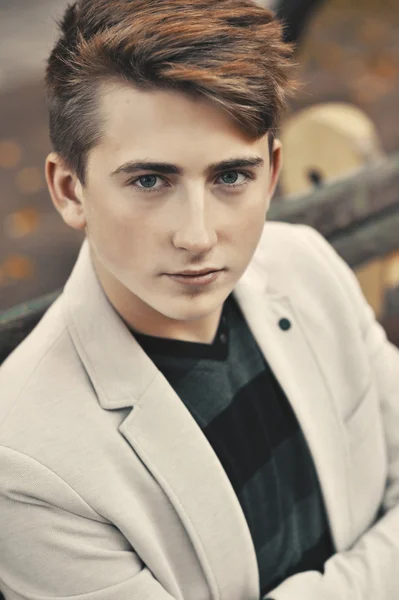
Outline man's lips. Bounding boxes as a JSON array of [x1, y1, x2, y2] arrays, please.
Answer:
[[165, 269, 224, 285], [168, 268, 222, 276]]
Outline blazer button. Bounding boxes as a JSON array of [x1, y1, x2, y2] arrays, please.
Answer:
[[279, 318, 291, 331]]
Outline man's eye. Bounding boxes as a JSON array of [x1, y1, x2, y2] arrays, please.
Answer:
[[217, 171, 253, 187], [130, 174, 161, 191]]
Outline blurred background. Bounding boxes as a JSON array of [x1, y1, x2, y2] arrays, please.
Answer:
[[0, 0, 399, 316]]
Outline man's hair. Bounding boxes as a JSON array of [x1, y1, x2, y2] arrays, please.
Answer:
[[45, 0, 295, 184]]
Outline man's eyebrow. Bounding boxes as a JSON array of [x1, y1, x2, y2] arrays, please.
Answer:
[[110, 156, 264, 178]]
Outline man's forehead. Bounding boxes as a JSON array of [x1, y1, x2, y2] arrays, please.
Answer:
[[98, 80, 204, 120], [93, 79, 271, 164], [96, 79, 257, 140]]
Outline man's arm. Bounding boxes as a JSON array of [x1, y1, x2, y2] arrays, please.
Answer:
[[264, 225, 399, 600], [0, 446, 175, 600]]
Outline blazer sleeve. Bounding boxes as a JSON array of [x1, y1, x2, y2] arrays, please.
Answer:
[[264, 224, 399, 600], [0, 446, 176, 600]]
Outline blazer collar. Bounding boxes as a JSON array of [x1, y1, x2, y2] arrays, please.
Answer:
[[62, 236, 271, 412]]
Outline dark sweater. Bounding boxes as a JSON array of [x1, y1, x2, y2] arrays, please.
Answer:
[[131, 292, 335, 596]]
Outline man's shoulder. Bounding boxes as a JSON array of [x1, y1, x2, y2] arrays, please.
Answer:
[[253, 221, 335, 283], [253, 221, 363, 322], [0, 294, 67, 384], [0, 295, 89, 447], [255, 220, 321, 260]]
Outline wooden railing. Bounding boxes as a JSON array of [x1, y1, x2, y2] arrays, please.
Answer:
[[270, 152, 399, 267], [269, 151, 399, 345]]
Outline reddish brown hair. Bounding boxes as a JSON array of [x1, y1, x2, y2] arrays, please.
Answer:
[[45, 0, 296, 184]]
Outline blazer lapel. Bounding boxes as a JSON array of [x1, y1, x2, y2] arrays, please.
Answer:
[[233, 267, 352, 552], [119, 374, 260, 600]]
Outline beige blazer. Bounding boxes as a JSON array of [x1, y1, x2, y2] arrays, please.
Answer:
[[1, 222, 398, 600]]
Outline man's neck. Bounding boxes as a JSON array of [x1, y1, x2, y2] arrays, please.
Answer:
[[90, 247, 224, 345]]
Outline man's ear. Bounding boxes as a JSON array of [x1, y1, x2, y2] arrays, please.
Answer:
[[268, 138, 283, 200], [45, 153, 87, 231]]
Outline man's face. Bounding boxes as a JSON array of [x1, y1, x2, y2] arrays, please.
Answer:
[[50, 81, 282, 336]]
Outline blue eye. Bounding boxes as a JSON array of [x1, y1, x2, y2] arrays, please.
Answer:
[[136, 175, 158, 189], [220, 172, 240, 185], [127, 170, 254, 193], [216, 171, 255, 188]]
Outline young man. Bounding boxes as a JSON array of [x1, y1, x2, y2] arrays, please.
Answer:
[[0, 0, 398, 599]]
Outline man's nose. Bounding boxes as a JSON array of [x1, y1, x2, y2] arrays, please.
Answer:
[[172, 194, 218, 254]]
